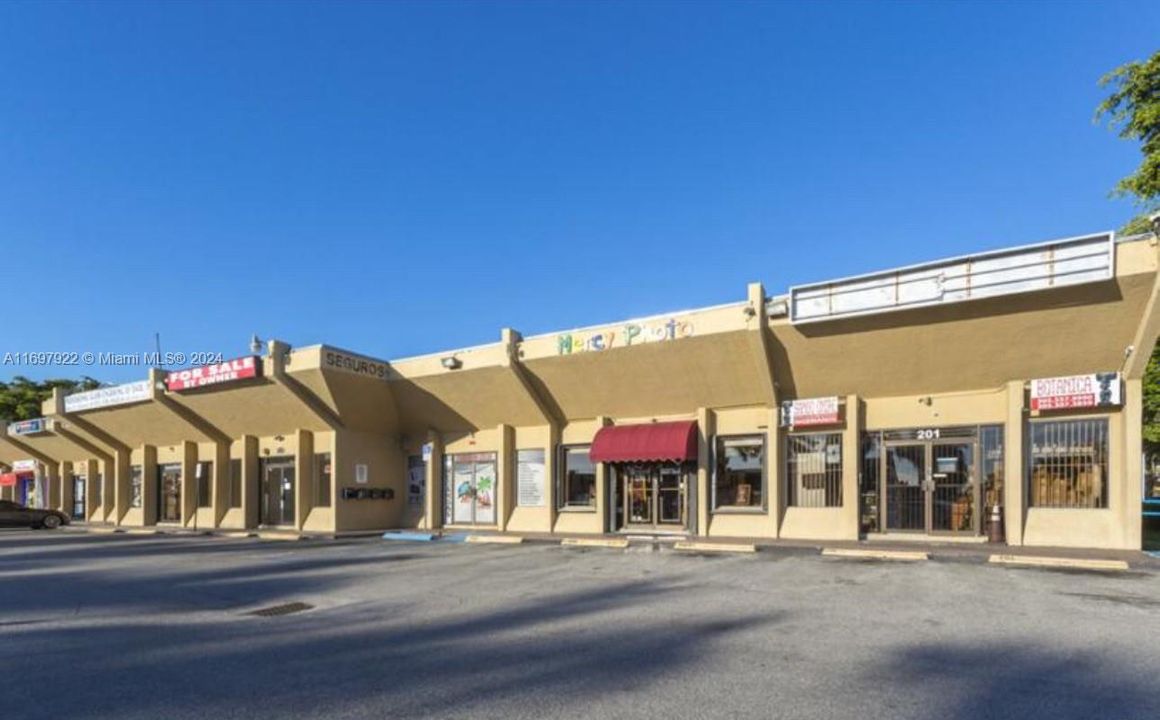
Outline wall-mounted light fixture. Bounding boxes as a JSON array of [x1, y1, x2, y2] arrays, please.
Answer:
[[441, 356, 462, 370]]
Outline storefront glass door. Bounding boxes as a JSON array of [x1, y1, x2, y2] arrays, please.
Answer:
[[619, 465, 687, 531], [158, 464, 182, 523], [883, 439, 977, 534], [72, 475, 86, 520], [884, 446, 925, 531], [449, 454, 497, 526], [260, 458, 296, 527], [931, 443, 975, 532]]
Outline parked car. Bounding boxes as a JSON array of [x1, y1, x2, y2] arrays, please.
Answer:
[[0, 500, 70, 529]]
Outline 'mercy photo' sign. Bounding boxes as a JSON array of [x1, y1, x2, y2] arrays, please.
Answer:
[[1030, 372, 1121, 411], [780, 396, 841, 428], [166, 356, 262, 392]]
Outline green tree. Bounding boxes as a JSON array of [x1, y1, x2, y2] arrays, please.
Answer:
[[1099, 50, 1160, 453], [0, 376, 100, 423]]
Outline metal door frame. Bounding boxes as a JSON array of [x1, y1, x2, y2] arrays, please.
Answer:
[[260, 458, 296, 527], [157, 464, 182, 524], [881, 438, 979, 535], [618, 463, 689, 532], [447, 454, 499, 527]]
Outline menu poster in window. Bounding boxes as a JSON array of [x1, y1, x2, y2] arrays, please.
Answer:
[[517, 449, 546, 507]]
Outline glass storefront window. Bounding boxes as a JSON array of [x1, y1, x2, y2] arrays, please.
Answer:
[[229, 459, 243, 509], [130, 465, 143, 509], [860, 433, 882, 534], [787, 433, 843, 507], [559, 446, 596, 509], [196, 462, 213, 508], [980, 425, 1004, 511], [1028, 418, 1108, 509], [713, 435, 764, 510], [315, 453, 332, 507]]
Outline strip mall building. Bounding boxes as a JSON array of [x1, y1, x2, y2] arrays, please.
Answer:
[[2, 231, 1158, 550]]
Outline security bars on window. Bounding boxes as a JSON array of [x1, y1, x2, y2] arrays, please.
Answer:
[[787, 433, 843, 507], [1028, 418, 1108, 509]]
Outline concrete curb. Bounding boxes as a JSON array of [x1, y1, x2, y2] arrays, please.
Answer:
[[822, 548, 929, 562], [561, 537, 630, 549], [465, 534, 524, 545], [674, 541, 757, 554], [988, 554, 1130, 572]]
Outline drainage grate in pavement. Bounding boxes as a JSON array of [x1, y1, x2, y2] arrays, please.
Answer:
[[246, 602, 314, 617]]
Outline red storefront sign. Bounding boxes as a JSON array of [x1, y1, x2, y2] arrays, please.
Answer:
[[165, 356, 261, 392], [0, 473, 16, 487], [1030, 373, 1121, 411]]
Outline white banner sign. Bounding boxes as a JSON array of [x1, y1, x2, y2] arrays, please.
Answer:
[[780, 396, 840, 427], [517, 449, 546, 507], [1030, 372, 1121, 411], [13, 459, 37, 471], [64, 380, 152, 413]]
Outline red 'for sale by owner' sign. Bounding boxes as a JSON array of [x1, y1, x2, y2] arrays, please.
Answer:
[[165, 356, 261, 391]]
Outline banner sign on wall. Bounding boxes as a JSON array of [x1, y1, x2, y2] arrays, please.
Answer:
[[1030, 372, 1121, 411], [517, 449, 546, 507], [64, 380, 152, 413], [165, 356, 261, 392], [13, 459, 37, 471], [7, 418, 48, 436], [780, 397, 841, 428]]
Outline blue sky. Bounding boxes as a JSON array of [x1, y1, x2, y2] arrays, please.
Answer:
[[1, 1, 1158, 384]]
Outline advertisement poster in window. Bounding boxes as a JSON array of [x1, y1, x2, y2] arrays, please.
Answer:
[[453, 461, 475, 524], [517, 449, 546, 507], [407, 456, 425, 507]]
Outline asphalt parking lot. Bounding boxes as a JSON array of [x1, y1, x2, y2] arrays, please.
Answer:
[[2, 531, 1159, 720]]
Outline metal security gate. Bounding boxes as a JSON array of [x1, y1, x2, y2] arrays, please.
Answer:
[[882, 427, 980, 535]]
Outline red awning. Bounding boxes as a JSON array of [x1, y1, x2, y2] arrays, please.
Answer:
[[0, 473, 16, 487], [589, 421, 699, 464]]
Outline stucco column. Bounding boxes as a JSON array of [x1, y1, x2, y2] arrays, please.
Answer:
[[545, 424, 559, 534], [1123, 378, 1144, 550], [422, 430, 443, 530], [212, 441, 230, 527], [842, 395, 861, 540], [766, 406, 782, 538], [1003, 381, 1025, 546], [696, 407, 714, 537], [98, 457, 113, 522], [594, 416, 610, 533], [57, 461, 72, 515], [80, 459, 99, 522], [295, 429, 314, 530], [142, 445, 158, 525], [496, 424, 513, 531], [113, 449, 131, 525], [181, 441, 197, 528], [242, 435, 259, 528]]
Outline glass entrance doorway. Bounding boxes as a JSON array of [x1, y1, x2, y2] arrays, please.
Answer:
[[72, 475, 86, 520], [883, 435, 977, 534], [616, 464, 688, 531], [158, 464, 182, 523], [260, 457, 296, 527], [448, 453, 497, 526]]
